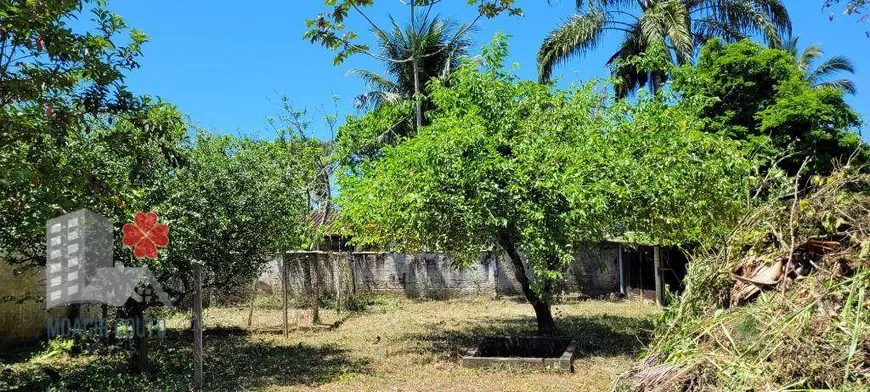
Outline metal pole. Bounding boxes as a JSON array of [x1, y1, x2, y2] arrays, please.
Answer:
[[617, 244, 625, 296], [193, 263, 203, 391]]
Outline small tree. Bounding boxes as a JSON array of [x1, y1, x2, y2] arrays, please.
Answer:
[[337, 35, 753, 334], [268, 97, 341, 323]]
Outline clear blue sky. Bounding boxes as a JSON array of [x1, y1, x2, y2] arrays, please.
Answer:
[[106, 1, 869, 141]]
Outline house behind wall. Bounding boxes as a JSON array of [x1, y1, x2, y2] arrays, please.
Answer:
[[618, 244, 688, 304]]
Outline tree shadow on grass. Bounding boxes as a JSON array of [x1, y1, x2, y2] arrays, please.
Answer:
[[1, 327, 370, 391], [401, 314, 653, 360]]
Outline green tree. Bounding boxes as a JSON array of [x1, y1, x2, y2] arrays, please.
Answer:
[[334, 100, 415, 168], [338, 35, 752, 334], [0, 0, 183, 268], [673, 39, 865, 176], [782, 35, 856, 95], [150, 132, 316, 304], [305, 0, 521, 129], [342, 13, 472, 166], [537, 0, 791, 96], [348, 14, 472, 111]]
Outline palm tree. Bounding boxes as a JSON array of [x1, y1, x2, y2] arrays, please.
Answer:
[[538, 0, 792, 97], [348, 14, 472, 111], [782, 35, 856, 95]]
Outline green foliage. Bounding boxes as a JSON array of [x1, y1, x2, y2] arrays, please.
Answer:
[[0, 0, 183, 267], [338, 35, 752, 302], [673, 39, 866, 176], [36, 337, 75, 360], [0, 100, 187, 267], [334, 100, 414, 168], [304, 0, 521, 66], [0, 0, 320, 304], [348, 14, 472, 110], [150, 132, 318, 299], [538, 0, 791, 96], [621, 170, 870, 391]]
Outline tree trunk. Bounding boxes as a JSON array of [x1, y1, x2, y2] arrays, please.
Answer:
[[123, 301, 149, 373], [497, 233, 556, 335]]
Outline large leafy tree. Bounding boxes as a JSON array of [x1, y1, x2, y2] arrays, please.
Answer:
[[673, 39, 865, 176], [537, 0, 791, 96], [782, 35, 856, 95], [0, 1, 318, 373], [338, 35, 752, 334], [0, 0, 184, 268]]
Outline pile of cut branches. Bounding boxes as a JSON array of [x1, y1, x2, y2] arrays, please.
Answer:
[[616, 168, 870, 391]]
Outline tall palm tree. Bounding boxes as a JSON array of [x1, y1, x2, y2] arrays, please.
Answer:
[[538, 0, 791, 96], [348, 14, 472, 111], [782, 35, 856, 95]]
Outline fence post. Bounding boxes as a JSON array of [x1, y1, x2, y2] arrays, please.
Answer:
[[310, 254, 321, 324], [193, 263, 203, 391], [282, 253, 289, 338], [334, 254, 341, 315], [247, 278, 256, 328]]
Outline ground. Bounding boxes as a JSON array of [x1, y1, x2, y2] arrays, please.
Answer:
[[0, 296, 658, 391]]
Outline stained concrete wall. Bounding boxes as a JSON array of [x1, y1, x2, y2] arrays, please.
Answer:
[[0, 263, 73, 348], [259, 243, 621, 300]]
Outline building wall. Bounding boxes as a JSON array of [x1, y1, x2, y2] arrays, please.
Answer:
[[259, 244, 621, 300]]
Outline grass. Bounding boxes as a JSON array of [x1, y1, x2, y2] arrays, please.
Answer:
[[1, 295, 658, 391]]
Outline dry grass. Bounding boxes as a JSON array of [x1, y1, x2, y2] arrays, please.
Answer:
[[1, 295, 658, 391], [195, 295, 658, 391]]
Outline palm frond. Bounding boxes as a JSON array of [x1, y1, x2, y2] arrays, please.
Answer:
[[353, 91, 404, 110], [692, 17, 746, 44], [538, 9, 608, 83], [640, 0, 692, 63], [359, 12, 473, 107], [815, 78, 857, 95], [810, 55, 856, 82], [691, 0, 791, 47], [347, 69, 400, 93], [798, 43, 823, 72], [782, 34, 800, 55]]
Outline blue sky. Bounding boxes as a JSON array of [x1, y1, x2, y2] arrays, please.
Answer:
[[105, 1, 869, 141]]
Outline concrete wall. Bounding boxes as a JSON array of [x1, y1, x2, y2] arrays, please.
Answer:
[[0, 263, 71, 348], [259, 243, 621, 300]]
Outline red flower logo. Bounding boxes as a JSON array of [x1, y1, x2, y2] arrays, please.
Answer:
[[122, 212, 169, 259]]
